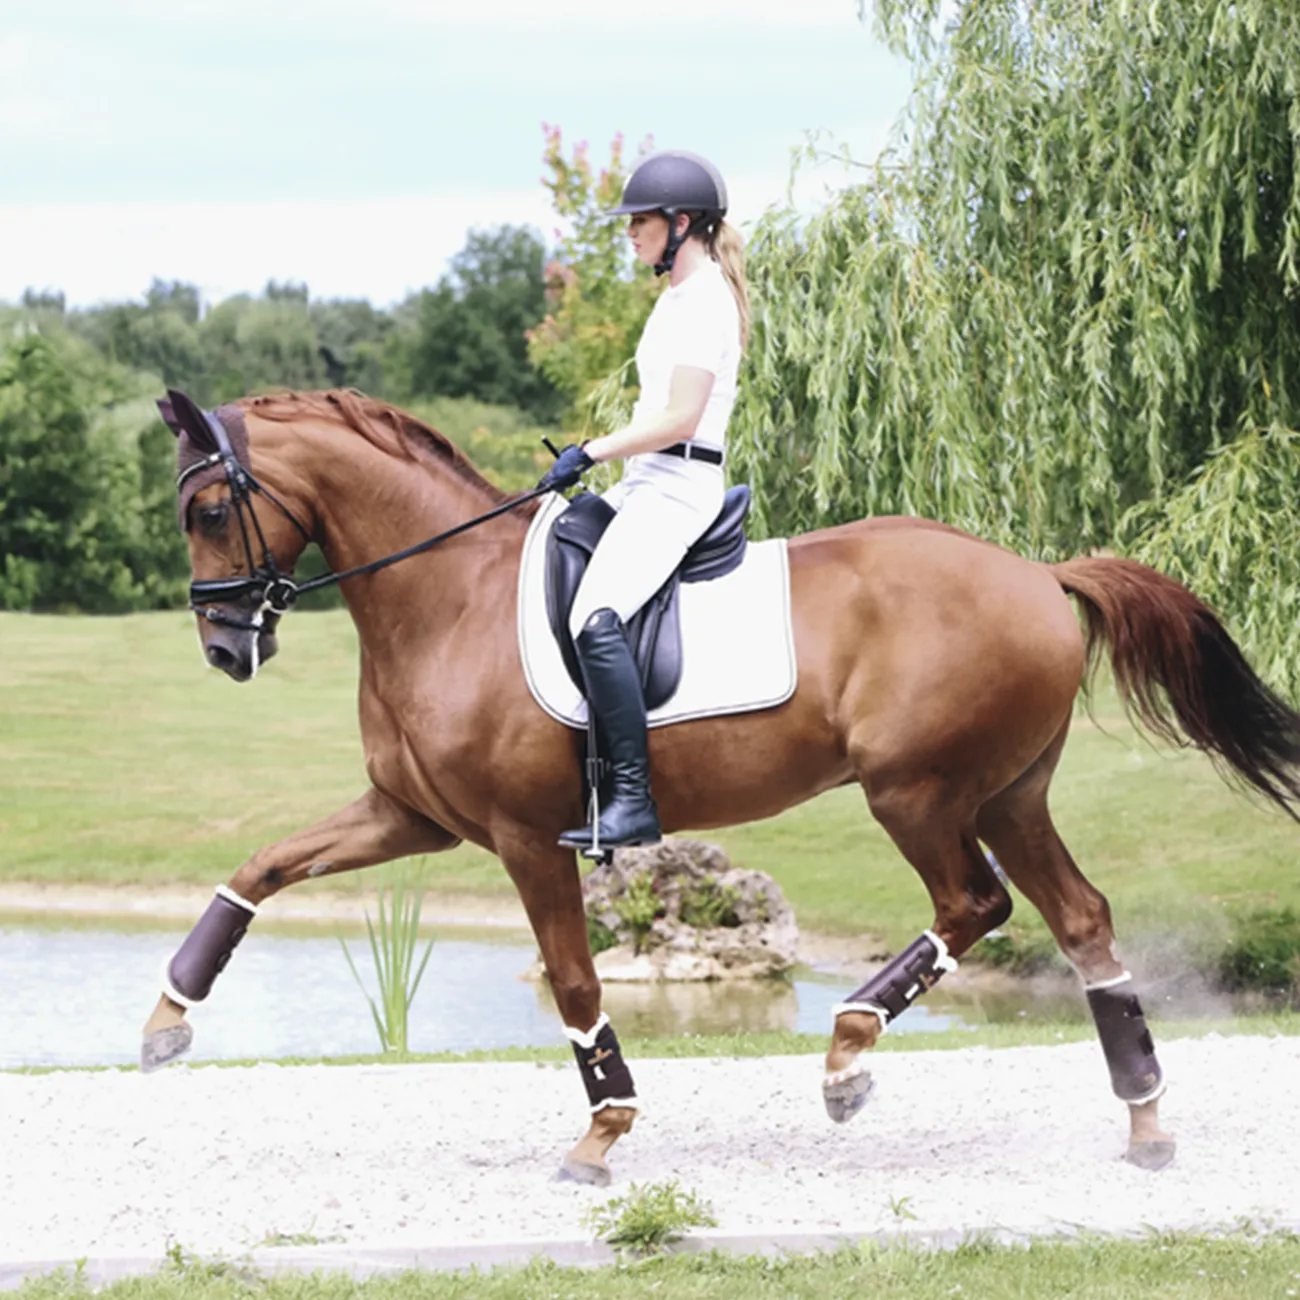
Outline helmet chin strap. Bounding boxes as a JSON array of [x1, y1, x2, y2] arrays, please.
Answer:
[[653, 210, 716, 277], [653, 209, 686, 277]]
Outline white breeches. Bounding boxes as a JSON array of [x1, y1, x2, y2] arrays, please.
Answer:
[[568, 476, 725, 638]]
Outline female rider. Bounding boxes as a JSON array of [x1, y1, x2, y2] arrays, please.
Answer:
[[537, 149, 750, 851]]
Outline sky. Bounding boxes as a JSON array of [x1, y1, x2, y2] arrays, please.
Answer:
[[0, 0, 913, 310]]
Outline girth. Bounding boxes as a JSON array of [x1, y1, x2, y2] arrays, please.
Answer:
[[544, 485, 751, 711]]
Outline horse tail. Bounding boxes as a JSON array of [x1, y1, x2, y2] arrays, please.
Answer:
[[1051, 556, 1300, 820]]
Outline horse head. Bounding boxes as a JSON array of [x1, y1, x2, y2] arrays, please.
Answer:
[[159, 388, 316, 681]]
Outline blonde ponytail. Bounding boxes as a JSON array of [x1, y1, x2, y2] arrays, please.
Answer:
[[708, 219, 750, 350]]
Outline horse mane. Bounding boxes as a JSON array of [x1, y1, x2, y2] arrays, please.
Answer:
[[239, 389, 537, 516]]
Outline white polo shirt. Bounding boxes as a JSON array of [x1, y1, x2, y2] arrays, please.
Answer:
[[618, 258, 741, 493]]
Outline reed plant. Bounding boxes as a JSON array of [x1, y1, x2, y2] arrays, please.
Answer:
[[338, 861, 436, 1053]]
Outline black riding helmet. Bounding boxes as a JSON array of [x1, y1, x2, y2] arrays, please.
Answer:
[[605, 150, 728, 277]]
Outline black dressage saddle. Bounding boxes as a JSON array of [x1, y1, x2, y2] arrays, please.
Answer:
[[545, 485, 752, 711]]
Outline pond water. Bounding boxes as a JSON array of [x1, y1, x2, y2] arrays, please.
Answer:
[[0, 919, 1089, 1070]]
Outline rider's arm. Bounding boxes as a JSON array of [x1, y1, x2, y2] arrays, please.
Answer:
[[584, 365, 715, 463]]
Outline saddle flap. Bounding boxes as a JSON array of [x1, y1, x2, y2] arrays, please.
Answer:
[[543, 484, 752, 714], [550, 491, 616, 557], [521, 494, 796, 733], [545, 493, 683, 712], [546, 495, 616, 697]]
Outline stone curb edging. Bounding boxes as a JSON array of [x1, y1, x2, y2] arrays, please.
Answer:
[[0, 1239, 593, 1292], [0, 1228, 1034, 1291], [10, 1220, 1294, 1291]]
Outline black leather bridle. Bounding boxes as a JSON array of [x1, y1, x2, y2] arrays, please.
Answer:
[[183, 409, 549, 631]]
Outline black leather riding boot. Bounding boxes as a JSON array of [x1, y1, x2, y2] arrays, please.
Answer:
[[559, 608, 662, 849]]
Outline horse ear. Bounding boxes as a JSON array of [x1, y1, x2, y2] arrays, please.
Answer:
[[156, 397, 180, 436], [165, 388, 217, 451]]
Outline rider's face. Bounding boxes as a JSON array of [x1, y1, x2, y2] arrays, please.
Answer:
[[628, 212, 672, 268]]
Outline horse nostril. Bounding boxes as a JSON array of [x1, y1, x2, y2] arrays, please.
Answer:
[[206, 642, 246, 678]]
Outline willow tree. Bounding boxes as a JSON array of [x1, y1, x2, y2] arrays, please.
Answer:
[[734, 0, 1300, 682]]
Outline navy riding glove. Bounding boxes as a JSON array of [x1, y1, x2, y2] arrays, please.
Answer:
[[537, 443, 594, 492]]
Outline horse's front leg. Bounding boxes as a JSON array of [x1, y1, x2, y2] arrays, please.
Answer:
[[141, 787, 459, 1071], [496, 835, 636, 1187]]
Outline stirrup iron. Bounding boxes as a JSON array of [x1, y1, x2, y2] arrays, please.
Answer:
[[582, 712, 613, 864]]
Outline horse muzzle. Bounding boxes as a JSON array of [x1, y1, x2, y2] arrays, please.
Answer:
[[200, 613, 281, 681]]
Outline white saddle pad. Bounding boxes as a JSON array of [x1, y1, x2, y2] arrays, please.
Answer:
[[518, 493, 798, 730]]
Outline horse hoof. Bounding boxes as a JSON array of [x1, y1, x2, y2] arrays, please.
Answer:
[[555, 1158, 612, 1188], [140, 1022, 194, 1073], [1125, 1139, 1176, 1171], [823, 1063, 874, 1124]]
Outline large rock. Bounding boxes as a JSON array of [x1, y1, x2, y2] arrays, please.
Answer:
[[582, 838, 798, 982]]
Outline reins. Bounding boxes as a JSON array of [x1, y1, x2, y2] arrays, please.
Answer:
[[186, 410, 550, 630]]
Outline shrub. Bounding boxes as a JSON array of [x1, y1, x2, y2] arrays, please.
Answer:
[[587, 914, 619, 956], [1216, 907, 1300, 1000], [612, 872, 662, 956], [972, 926, 1066, 977], [679, 875, 743, 929]]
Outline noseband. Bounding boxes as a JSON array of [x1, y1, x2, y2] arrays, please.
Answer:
[[182, 410, 548, 631]]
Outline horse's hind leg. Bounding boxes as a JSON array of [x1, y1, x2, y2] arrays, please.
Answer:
[[141, 787, 458, 1071], [975, 723, 1174, 1170], [824, 779, 1012, 1121]]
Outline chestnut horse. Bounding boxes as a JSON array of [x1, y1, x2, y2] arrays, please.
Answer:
[[143, 388, 1300, 1182]]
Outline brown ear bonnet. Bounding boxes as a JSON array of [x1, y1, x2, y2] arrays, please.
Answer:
[[157, 391, 251, 529]]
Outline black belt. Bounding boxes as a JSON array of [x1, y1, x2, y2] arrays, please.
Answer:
[[658, 441, 724, 465]]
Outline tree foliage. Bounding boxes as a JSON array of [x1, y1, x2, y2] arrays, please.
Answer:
[[1123, 428, 1300, 693], [63, 278, 343, 406], [0, 225, 570, 611], [0, 333, 188, 611], [387, 224, 562, 423], [730, 0, 1300, 688], [38, 248, 560, 420], [403, 395, 557, 493], [526, 126, 662, 431]]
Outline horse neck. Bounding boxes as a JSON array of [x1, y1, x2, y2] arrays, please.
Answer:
[[274, 418, 524, 654]]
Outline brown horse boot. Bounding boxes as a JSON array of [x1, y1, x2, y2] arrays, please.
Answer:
[[141, 885, 258, 1072], [557, 1012, 639, 1185], [1085, 973, 1176, 1169], [823, 931, 959, 1122], [558, 609, 661, 850]]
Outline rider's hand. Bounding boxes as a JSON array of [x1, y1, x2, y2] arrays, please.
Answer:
[[537, 443, 594, 492]]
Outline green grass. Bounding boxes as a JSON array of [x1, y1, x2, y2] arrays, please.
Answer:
[[15, 1233, 1300, 1299], [0, 610, 511, 900], [2, 611, 1298, 951], [10, 1012, 1298, 1074]]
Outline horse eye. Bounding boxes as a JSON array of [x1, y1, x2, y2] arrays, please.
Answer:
[[197, 503, 229, 534]]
